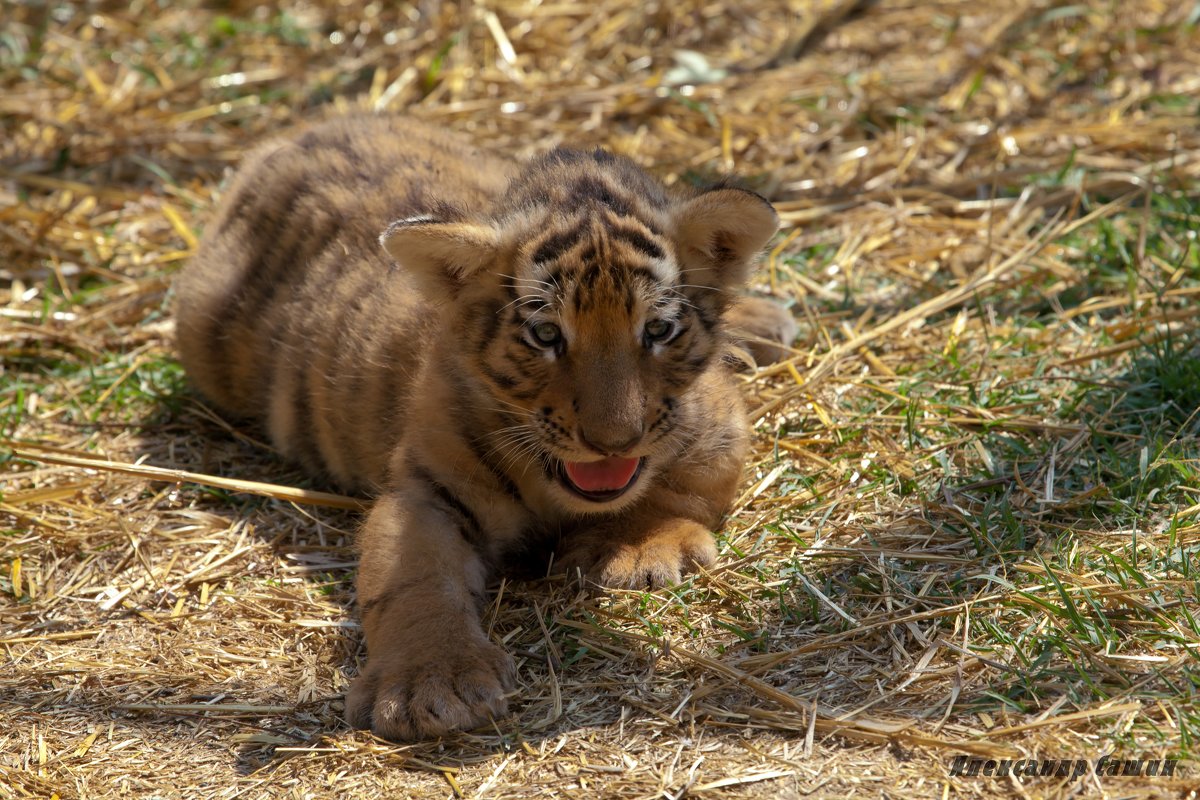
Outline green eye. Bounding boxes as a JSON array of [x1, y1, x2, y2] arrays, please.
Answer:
[[530, 321, 562, 347], [644, 318, 675, 342]]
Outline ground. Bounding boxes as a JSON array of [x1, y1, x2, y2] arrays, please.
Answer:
[[2, 1, 1199, 798]]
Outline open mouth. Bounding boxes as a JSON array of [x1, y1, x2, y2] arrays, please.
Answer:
[[558, 456, 645, 502]]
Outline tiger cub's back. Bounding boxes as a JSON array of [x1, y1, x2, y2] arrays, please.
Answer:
[[175, 115, 515, 490]]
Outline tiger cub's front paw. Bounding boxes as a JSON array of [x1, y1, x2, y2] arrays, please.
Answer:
[[345, 636, 515, 741], [559, 519, 718, 590]]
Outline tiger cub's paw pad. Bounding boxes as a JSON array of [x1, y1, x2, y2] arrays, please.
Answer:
[[345, 639, 515, 741]]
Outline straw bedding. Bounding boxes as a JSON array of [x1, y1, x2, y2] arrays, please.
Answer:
[[3, 1, 1198, 797]]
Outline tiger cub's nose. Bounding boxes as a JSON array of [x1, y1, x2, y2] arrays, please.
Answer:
[[579, 426, 644, 456]]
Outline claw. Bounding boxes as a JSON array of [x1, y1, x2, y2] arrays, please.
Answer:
[[345, 639, 515, 741]]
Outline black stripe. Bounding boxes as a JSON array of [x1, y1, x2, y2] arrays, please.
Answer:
[[634, 213, 665, 237], [588, 147, 616, 165], [296, 127, 356, 154], [694, 302, 720, 333], [358, 577, 430, 617], [290, 356, 322, 474], [328, 287, 376, 479], [215, 143, 297, 237], [215, 184, 258, 238], [468, 587, 488, 612], [482, 365, 519, 391], [471, 299, 503, 350], [531, 218, 588, 264], [442, 370, 526, 503], [412, 466, 485, 549], [210, 177, 320, 337], [483, 354, 540, 399], [569, 175, 632, 216], [661, 323, 691, 346], [630, 266, 666, 287], [335, 295, 375, 414], [579, 264, 602, 290], [380, 332, 410, 431], [608, 224, 665, 261], [465, 432, 524, 501]]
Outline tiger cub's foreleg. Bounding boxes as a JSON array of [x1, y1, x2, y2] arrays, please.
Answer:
[[345, 490, 514, 740]]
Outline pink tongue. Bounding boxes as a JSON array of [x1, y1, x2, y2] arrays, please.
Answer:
[[564, 457, 640, 492]]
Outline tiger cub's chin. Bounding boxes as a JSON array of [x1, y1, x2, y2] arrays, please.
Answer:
[[174, 114, 796, 742]]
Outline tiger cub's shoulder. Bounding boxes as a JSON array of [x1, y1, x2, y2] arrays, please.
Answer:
[[174, 115, 516, 487]]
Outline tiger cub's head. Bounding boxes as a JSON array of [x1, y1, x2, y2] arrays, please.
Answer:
[[381, 148, 778, 513]]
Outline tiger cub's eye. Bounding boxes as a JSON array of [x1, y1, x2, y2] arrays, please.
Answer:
[[644, 318, 675, 342], [530, 321, 562, 347]]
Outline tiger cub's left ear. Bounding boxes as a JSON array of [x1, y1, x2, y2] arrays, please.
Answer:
[[671, 187, 779, 290], [380, 216, 501, 300]]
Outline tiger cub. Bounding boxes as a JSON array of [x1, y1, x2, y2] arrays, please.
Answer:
[[175, 114, 796, 741]]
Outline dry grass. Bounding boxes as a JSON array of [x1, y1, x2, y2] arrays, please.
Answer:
[[3, 1, 1200, 797]]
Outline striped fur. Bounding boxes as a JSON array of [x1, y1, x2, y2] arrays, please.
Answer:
[[174, 114, 795, 741]]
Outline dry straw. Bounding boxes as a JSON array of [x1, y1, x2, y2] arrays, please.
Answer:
[[3, 0, 1199, 797]]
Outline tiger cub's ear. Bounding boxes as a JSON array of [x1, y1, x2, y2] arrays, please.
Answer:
[[380, 216, 501, 300], [670, 187, 780, 291]]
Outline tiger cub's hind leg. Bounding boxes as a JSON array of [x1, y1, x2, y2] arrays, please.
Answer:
[[725, 297, 798, 367]]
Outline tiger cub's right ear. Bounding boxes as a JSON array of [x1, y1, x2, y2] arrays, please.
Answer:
[[670, 187, 779, 292], [380, 216, 501, 300]]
